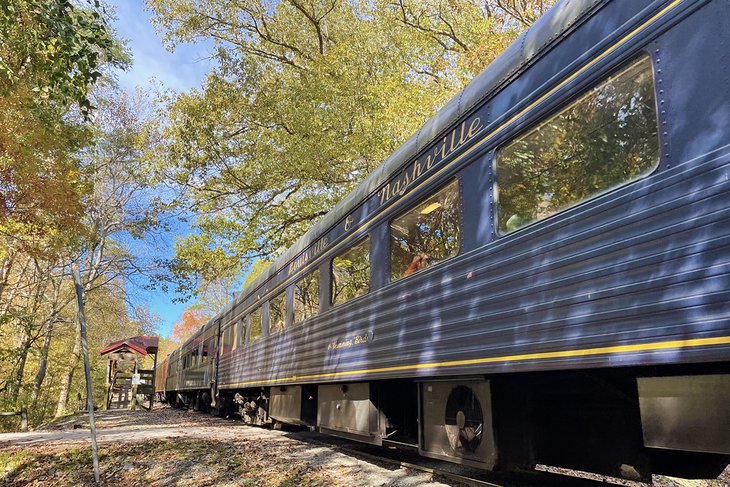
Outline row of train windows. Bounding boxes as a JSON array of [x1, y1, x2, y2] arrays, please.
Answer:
[[221, 56, 658, 348], [181, 335, 217, 369]]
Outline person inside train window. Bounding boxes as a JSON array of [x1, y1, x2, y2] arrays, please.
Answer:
[[404, 252, 431, 277], [495, 56, 658, 234], [331, 237, 370, 306], [504, 213, 532, 233], [390, 179, 461, 281], [269, 291, 286, 334]]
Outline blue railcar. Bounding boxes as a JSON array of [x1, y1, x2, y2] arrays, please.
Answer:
[[156, 0, 730, 480]]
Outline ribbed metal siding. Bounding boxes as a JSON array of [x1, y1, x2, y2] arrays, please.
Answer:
[[217, 145, 730, 388], [154, 357, 168, 393], [212, 0, 730, 390]]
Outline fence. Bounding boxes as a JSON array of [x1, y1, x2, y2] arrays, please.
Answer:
[[0, 407, 28, 432]]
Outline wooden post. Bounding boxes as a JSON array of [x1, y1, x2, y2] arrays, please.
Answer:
[[130, 361, 138, 411], [104, 360, 110, 411], [20, 407, 27, 432], [150, 352, 157, 411], [72, 265, 100, 483], [0, 410, 27, 432]]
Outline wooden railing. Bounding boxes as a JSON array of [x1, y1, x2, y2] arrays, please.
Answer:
[[0, 407, 28, 432]]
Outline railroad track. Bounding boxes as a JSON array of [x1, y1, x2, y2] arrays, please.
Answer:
[[286, 429, 644, 487]]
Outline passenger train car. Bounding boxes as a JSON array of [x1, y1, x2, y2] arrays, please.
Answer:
[[155, 0, 730, 480]]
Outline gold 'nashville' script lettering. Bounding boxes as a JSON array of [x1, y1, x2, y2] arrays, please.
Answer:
[[288, 237, 329, 275], [377, 117, 483, 205]]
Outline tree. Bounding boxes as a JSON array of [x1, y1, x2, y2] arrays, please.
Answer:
[[0, 4, 129, 410], [0, 0, 128, 253], [171, 308, 208, 343], [191, 274, 240, 317], [52, 87, 165, 418], [147, 0, 555, 293]]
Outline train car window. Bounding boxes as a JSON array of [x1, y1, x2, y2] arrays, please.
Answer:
[[222, 325, 233, 354], [390, 179, 461, 281], [234, 317, 245, 349], [208, 336, 215, 361], [331, 237, 370, 306], [249, 307, 263, 342], [269, 291, 286, 334], [495, 56, 659, 234], [294, 269, 320, 323]]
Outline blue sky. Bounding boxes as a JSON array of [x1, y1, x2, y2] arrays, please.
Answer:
[[109, 0, 213, 94], [107, 0, 212, 337]]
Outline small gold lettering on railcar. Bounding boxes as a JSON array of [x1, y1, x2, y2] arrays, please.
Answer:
[[327, 331, 372, 351], [288, 236, 329, 275]]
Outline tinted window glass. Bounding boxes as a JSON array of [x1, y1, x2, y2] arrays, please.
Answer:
[[222, 325, 233, 354], [331, 237, 370, 306], [202, 338, 210, 362], [235, 318, 246, 348], [294, 270, 320, 323], [249, 307, 263, 342], [496, 56, 659, 233], [390, 179, 461, 280], [269, 291, 286, 334]]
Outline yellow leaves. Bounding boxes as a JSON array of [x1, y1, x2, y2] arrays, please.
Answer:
[[150, 0, 558, 285]]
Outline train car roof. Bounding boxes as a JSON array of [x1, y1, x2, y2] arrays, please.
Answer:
[[209, 0, 603, 325]]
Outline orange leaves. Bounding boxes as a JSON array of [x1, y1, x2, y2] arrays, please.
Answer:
[[170, 308, 209, 343]]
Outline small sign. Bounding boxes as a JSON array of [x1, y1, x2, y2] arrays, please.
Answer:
[[131, 373, 141, 385]]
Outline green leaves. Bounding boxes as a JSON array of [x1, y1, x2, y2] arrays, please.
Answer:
[[0, 0, 128, 117], [148, 0, 554, 291], [0, 1, 131, 254]]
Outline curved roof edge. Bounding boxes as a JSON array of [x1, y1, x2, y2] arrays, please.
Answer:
[[212, 0, 605, 324]]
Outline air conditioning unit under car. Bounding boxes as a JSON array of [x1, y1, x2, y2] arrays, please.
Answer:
[[420, 379, 496, 469]]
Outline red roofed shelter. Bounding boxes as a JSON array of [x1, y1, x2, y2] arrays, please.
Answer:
[[100, 336, 159, 410]]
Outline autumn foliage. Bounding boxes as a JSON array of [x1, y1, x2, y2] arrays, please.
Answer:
[[171, 308, 209, 343]]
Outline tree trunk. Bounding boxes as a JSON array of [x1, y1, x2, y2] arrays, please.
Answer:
[[55, 318, 82, 417], [0, 254, 13, 303], [30, 321, 54, 407], [8, 332, 31, 404], [31, 277, 63, 409]]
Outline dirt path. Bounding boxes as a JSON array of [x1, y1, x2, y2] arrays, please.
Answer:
[[0, 407, 454, 486], [0, 409, 266, 447], [1, 407, 728, 487]]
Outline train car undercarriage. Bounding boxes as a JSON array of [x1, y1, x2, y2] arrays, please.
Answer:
[[166, 364, 730, 482]]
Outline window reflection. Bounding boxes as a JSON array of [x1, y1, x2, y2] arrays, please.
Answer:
[[496, 56, 659, 234], [249, 307, 262, 342], [269, 291, 286, 334], [235, 317, 246, 348], [390, 179, 461, 280], [294, 270, 319, 323], [222, 326, 233, 354], [332, 237, 370, 306]]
